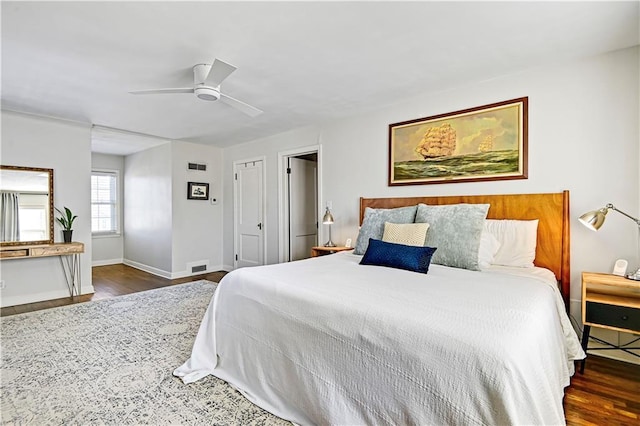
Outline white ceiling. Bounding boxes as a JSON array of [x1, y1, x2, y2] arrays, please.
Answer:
[[2, 1, 638, 155]]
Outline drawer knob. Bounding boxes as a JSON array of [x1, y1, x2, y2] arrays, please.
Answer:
[[621, 315, 629, 321]]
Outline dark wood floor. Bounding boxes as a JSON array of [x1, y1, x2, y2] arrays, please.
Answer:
[[566, 355, 640, 425], [0, 263, 227, 317], [1, 264, 639, 424]]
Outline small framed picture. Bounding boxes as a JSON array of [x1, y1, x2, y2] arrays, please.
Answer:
[[187, 182, 209, 200]]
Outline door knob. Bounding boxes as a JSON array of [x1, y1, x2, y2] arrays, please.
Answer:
[[257, 223, 262, 230]]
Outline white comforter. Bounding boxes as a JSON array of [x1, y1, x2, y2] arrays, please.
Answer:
[[175, 252, 584, 425]]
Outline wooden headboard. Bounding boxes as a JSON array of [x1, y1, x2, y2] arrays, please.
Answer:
[[360, 191, 570, 308]]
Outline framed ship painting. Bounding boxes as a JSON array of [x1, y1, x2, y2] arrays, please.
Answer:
[[388, 97, 528, 186]]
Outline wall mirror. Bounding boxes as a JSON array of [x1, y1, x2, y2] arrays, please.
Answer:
[[1, 165, 54, 246]]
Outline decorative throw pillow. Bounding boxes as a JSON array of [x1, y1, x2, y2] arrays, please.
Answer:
[[382, 222, 429, 247], [414, 203, 490, 271], [360, 238, 437, 274], [477, 227, 502, 270], [484, 219, 539, 268], [353, 205, 417, 255]]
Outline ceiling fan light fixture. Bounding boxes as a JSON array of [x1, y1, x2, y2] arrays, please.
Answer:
[[130, 58, 260, 115], [194, 86, 220, 101]]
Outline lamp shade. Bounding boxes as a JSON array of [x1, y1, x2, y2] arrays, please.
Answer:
[[578, 208, 608, 231], [322, 208, 334, 225]]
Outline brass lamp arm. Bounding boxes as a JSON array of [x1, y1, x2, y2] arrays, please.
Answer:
[[608, 204, 640, 226]]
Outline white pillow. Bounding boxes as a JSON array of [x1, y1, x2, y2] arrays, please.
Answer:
[[382, 222, 429, 247], [484, 219, 539, 268], [478, 229, 501, 270]]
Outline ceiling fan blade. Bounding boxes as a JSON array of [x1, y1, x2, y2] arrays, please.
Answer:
[[129, 88, 194, 95], [220, 93, 263, 117], [206, 59, 237, 86]]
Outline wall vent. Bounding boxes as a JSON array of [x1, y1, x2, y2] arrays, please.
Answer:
[[187, 260, 210, 275], [187, 162, 207, 171], [191, 264, 207, 273]]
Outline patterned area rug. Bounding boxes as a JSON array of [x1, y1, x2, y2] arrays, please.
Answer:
[[1, 281, 290, 425]]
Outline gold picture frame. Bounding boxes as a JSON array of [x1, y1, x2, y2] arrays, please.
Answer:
[[389, 97, 528, 186]]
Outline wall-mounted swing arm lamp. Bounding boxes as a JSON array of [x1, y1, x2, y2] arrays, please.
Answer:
[[322, 207, 336, 247], [579, 203, 640, 280]]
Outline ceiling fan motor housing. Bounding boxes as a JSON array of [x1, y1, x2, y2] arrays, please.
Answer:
[[195, 86, 220, 101]]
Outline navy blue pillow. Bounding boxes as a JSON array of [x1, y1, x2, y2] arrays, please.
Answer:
[[359, 238, 437, 274]]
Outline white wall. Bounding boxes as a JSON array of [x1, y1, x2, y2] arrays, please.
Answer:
[[91, 152, 124, 266], [170, 141, 224, 276], [0, 111, 94, 307], [123, 143, 173, 276], [223, 47, 639, 325], [123, 140, 224, 278]]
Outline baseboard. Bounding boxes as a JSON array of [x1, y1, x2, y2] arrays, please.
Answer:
[[587, 345, 640, 365], [123, 259, 172, 279], [222, 264, 234, 272], [587, 328, 640, 365], [1, 284, 95, 308], [121, 259, 229, 279], [92, 258, 123, 267]]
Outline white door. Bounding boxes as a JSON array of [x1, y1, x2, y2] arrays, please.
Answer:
[[234, 160, 264, 268], [288, 157, 317, 261]]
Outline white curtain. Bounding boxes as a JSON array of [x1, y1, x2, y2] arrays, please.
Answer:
[[0, 192, 20, 242]]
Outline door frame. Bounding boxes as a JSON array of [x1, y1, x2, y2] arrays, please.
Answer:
[[277, 144, 322, 263], [233, 156, 267, 269]]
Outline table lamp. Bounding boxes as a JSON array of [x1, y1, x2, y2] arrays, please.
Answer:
[[579, 203, 640, 280], [322, 206, 336, 247]]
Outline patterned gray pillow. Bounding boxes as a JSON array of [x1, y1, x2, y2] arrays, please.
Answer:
[[354, 205, 418, 255], [415, 203, 490, 271]]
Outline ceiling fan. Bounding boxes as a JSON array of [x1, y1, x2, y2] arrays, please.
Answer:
[[129, 59, 262, 117]]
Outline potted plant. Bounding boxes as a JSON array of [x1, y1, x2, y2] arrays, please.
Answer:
[[55, 206, 77, 243]]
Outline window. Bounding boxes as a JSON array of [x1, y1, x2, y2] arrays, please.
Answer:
[[18, 194, 48, 241], [91, 170, 119, 235]]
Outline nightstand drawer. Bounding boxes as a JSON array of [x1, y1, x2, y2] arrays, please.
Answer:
[[585, 302, 640, 332]]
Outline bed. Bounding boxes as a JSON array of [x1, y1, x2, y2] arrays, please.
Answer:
[[175, 191, 584, 425]]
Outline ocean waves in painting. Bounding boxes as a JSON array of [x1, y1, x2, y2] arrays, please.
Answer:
[[394, 150, 519, 180]]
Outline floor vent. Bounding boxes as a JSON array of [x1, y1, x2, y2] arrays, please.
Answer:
[[187, 162, 207, 171], [191, 264, 207, 273]]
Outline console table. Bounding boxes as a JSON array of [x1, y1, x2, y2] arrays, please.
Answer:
[[0, 242, 84, 297]]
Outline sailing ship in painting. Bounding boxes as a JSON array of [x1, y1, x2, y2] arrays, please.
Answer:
[[394, 125, 519, 181], [415, 123, 457, 159], [478, 135, 493, 152]]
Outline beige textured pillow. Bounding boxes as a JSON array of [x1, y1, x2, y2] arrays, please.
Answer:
[[382, 222, 429, 247]]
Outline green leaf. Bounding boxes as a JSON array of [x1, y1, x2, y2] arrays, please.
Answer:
[[55, 206, 77, 231]]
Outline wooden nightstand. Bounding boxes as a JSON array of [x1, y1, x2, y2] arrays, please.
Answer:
[[580, 272, 640, 373], [310, 246, 354, 257]]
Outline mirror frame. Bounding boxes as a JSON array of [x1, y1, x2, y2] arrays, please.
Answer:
[[0, 165, 55, 247]]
